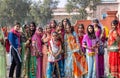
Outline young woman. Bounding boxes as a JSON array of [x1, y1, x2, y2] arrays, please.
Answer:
[[46, 32, 64, 78], [92, 19, 105, 77], [0, 27, 6, 78], [108, 20, 120, 78], [77, 24, 86, 53], [82, 25, 99, 78], [61, 18, 70, 29], [21, 24, 31, 78], [50, 20, 57, 32], [56, 22, 65, 42], [42, 25, 51, 78], [32, 27, 43, 78], [29, 22, 37, 78], [64, 23, 88, 78], [8, 22, 22, 78]]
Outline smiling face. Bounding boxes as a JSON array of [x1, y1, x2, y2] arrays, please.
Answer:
[[24, 25, 29, 32], [65, 24, 71, 33], [78, 25, 84, 33], [50, 20, 56, 28], [14, 24, 20, 31], [63, 19, 67, 26], [52, 32, 58, 40], [37, 27, 43, 34], [30, 23, 35, 31], [46, 26, 51, 33], [111, 23, 118, 30]]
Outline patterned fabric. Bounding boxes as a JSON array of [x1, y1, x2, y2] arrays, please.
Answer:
[[47, 39, 64, 78], [21, 29, 31, 78], [42, 33, 51, 78], [48, 40, 61, 62], [108, 29, 120, 78], [29, 56, 36, 78], [32, 31, 43, 78], [64, 32, 88, 78]]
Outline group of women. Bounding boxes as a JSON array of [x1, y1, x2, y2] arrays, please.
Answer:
[[0, 18, 120, 78]]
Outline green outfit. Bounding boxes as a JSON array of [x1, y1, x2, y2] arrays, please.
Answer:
[[21, 32, 31, 78], [0, 30, 6, 78], [29, 56, 36, 78]]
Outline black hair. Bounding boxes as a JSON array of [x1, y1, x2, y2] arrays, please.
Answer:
[[111, 19, 119, 26], [14, 21, 21, 26], [66, 23, 74, 33], [87, 25, 96, 39], [30, 21, 36, 36], [62, 18, 71, 28], [52, 31, 58, 36], [37, 26, 43, 32], [58, 22, 62, 27], [51, 20, 57, 28], [78, 24, 84, 29], [93, 18, 99, 24]]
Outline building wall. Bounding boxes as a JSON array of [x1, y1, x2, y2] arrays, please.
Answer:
[[95, 0, 120, 19], [95, 3, 118, 19], [52, 0, 120, 22]]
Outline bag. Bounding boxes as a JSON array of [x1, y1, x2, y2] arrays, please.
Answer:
[[108, 41, 119, 52], [98, 45, 105, 55]]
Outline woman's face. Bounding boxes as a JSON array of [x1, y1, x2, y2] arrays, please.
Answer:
[[78, 25, 84, 33], [30, 24, 35, 31], [14, 25, 20, 31], [65, 25, 71, 33], [93, 22, 98, 27], [58, 25, 63, 30], [46, 26, 51, 33], [37, 28, 43, 34], [25, 25, 29, 32], [52, 33, 57, 40], [63, 20, 67, 26], [111, 23, 117, 30], [88, 26, 93, 33], [51, 21, 56, 28]]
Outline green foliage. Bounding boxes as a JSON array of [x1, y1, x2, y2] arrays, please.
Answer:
[[65, 0, 100, 23], [29, 0, 58, 26], [0, 0, 58, 26], [0, 0, 31, 26]]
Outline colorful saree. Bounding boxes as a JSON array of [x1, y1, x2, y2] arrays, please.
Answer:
[[32, 31, 43, 78], [108, 29, 120, 78], [64, 32, 88, 78], [21, 32, 31, 78], [95, 28, 105, 77], [29, 37, 37, 78], [42, 33, 51, 78], [0, 30, 6, 78]]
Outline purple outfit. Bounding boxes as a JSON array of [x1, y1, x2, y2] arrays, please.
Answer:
[[95, 29, 105, 78], [82, 34, 98, 53], [82, 34, 99, 78], [32, 32, 43, 78]]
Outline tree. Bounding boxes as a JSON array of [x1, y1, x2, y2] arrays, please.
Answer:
[[65, 0, 100, 23], [30, 0, 58, 26], [0, 0, 31, 26]]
